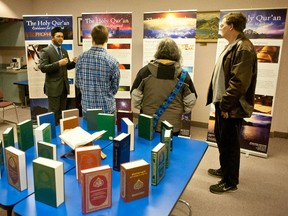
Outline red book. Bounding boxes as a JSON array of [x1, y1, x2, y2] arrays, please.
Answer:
[[120, 159, 150, 202], [116, 110, 133, 132], [75, 145, 102, 184], [81, 165, 112, 214]]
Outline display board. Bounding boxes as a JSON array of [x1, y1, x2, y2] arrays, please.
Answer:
[[81, 13, 132, 98], [23, 15, 75, 119], [143, 10, 197, 137], [207, 8, 287, 157]]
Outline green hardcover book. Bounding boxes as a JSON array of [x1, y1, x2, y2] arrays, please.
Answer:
[[161, 120, 173, 151], [37, 141, 57, 160], [0, 140, 4, 179], [138, 114, 153, 140], [162, 129, 172, 168], [97, 113, 115, 140], [33, 157, 64, 207], [86, 108, 102, 131], [151, 142, 166, 186], [34, 123, 52, 153], [2, 127, 15, 148], [17, 119, 34, 151]]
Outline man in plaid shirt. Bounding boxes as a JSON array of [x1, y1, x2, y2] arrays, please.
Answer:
[[75, 25, 120, 117]]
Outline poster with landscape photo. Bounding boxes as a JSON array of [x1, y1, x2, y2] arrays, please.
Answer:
[[196, 11, 220, 43], [207, 8, 287, 157]]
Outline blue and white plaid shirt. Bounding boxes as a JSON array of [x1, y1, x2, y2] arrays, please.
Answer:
[[75, 46, 120, 114]]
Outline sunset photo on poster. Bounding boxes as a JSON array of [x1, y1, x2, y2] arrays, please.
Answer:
[[144, 11, 197, 39]]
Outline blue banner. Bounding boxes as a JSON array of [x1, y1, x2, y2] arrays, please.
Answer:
[[23, 16, 73, 40]]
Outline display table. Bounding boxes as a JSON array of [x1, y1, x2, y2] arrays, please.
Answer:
[[13, 132, 208, 216], [13, 80, 29, 107], [0, 118, 112, 216]]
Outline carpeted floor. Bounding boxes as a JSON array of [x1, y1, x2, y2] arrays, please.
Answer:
[[1, 107, 288, 216]]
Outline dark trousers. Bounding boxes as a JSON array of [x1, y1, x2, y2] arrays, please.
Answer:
[[214, 103, 243, 186], [48, 90, 67, 125]]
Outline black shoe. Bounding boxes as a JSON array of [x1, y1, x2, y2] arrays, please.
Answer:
[[210, 181, 238, 194], [208, 168, 223, 178]]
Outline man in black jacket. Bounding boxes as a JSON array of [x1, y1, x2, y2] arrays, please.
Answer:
[[206, 12, 257, 194]]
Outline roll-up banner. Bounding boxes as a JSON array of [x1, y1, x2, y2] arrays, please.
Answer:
[[207, 8, 287, 157]]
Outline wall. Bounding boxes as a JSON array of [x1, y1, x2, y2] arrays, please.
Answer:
[[0, 0, 32, 65], [1, 0, 288, 135]]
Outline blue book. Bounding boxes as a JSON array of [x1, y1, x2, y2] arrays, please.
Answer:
[[36, 112, 56, 138], [113, 133, 130, 171]]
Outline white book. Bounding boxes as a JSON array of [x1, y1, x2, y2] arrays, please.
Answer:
[[5, 146, 27, 191], [59, 126, 106, 150], [121, 117, 135, 151], [34, 123, 52, 152]]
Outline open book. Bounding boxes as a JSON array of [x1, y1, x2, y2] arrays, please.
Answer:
[[59, 126, 106, 150]]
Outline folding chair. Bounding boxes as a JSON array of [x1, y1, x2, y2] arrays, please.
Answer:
[[0, 88, 19, 123]]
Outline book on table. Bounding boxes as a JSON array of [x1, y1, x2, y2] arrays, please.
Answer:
[[97, 113, 115, 140], [34, 123, 52, 153], [121, 117, 135, 151], [116, 109, 133, 132], [36, 112, 56, 138], [16, 119, 34, 151], [33, 157, 64, 208], [81, 165, 112, 214], [113, 133, 131, 171], [62, 108, 79, 119], [2, 127, 15, 148], [138, 113, 154, 140], [0, 140, 4, 179], [59, 115, 79, 136], [5, 146, 27, 191], [160, 120, 173, 151], [120, 159, 150, 202], [151, 142, 166, 186], [59, 126, 106, 150], [37, 141, 57, 160], [86, 108, 102, 131], [75, 145, 102, 184], [162, 128, 172, 168]]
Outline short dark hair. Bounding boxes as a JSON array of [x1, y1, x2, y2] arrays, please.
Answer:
[[224, 12, 247, 32], [154, 38, 181, 62], [51, 27, 63, 37], [91, 25, 108, 45]]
